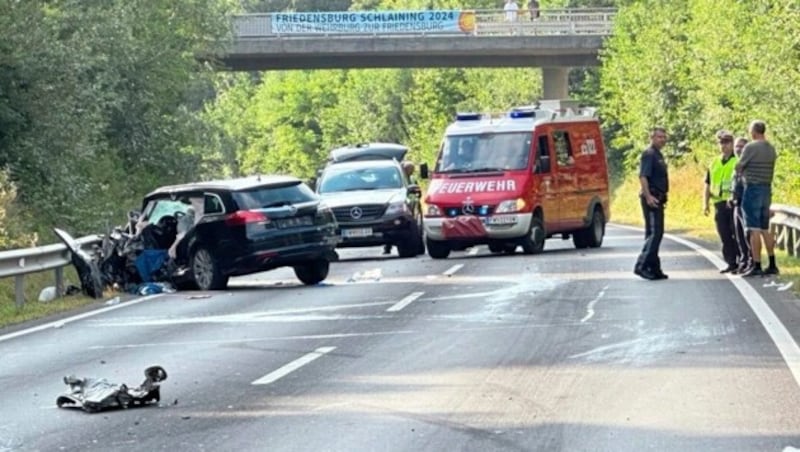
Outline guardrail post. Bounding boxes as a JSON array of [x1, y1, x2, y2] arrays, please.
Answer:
[[55, 267, 64, 297], [15, 275, 24, 308], [788, 226, 796, 257]]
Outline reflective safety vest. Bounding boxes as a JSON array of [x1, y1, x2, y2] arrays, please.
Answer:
[[709, 155, 737, 201]]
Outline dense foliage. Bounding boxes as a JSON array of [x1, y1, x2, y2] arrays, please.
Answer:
[[0, 0, 235, 241], [600, 0, 800, 201], [2, 0, 799, 251]]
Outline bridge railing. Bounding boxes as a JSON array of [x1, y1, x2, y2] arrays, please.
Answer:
[[472, 8, 616, 36], [232, 8, 617, 38]]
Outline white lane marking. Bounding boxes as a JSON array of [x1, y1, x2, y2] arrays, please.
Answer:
[[613, 223, 800, 388], [467, 247, 480, 256], [443, 264, 464, 277], [252, 346, 336, 385], [581, 285, 608, 323], [387, 292, 425, 312], [0, 295, 162, 343]]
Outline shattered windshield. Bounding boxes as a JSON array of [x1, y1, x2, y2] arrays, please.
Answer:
[[435, 132, 533, 173], [234, 183, 317, 210], [145, 200, 191, 225], [318, 165, 403, 193]]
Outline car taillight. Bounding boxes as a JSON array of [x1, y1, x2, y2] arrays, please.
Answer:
[[225, 210, 270, 226]]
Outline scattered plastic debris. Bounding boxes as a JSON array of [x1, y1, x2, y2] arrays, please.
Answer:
[[346, 268, 383, 283], [38, 286, 57, 303], [777, 282, 794, 292], [105, 296, 121, 306], [136, 282, 176, 295], [56, 366, 167, 413]]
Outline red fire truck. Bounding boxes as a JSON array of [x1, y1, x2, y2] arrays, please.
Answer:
[[419, 101, 610, 259]]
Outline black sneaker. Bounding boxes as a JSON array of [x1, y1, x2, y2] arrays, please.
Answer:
[[763, 266, 780, 275], [741, 266, 764, 277], [720, 265, 737, 274], [654, 270, 669, 280]]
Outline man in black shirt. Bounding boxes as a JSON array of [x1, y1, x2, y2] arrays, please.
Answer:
[[634, 127, 669, 280]]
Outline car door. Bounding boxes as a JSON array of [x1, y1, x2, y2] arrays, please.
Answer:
[[552, 129, 580, 229], [533, 131, 560, 231]]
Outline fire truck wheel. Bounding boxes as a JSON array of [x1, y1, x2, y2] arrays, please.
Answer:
[[521, 214, 545, 255], [426, 237, 451, 259], [586, 207, 605, 248]]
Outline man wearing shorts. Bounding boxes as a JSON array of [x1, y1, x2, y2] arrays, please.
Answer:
[[736, 120, 779, 277]]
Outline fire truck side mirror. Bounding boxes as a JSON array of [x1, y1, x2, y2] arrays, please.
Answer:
[[419, 163, 430, 179]]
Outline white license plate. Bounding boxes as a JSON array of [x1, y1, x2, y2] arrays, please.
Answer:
[[484, 216, 518, 225], [342, 227, 373, 238]]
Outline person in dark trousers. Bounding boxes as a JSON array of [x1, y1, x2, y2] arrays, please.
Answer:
[[703, 130, 739, 273], [634, 127, 669, 280], [736, 120, 779, 277], [731, 137, 752, 273]]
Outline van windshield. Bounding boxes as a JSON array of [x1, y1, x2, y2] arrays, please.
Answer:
[[435, 132, 533, 173]]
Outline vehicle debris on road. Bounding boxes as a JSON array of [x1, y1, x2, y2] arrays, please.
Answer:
[[56, 366, 167, 413]]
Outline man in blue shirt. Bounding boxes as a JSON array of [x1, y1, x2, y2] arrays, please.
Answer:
[[634, 127, 669, 280]]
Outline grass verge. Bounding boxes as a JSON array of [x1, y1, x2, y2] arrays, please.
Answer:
[[612, 163, 800, 293], [0, 267, 104, 330]]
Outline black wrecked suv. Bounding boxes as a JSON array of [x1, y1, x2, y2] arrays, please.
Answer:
[[132, 176, 338, 290], [316, 144, 424, 258]]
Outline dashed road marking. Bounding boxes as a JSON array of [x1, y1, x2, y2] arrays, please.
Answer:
[[387, 291, 425, 312], [443, 264, 464, 277], [252, 346, 336, 386]]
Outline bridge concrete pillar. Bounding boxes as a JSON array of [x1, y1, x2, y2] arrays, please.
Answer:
[[542, 67, 569, 100]]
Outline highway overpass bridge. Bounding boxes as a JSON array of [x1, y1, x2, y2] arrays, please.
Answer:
[[205, 8, 616, 99]]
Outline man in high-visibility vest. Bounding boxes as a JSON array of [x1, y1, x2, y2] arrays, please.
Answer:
[[703, 130, 739, 273]]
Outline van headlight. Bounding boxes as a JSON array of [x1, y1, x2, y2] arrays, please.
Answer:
[[495, 198, 526, 213], [385, 201, 408, 216], [426, 204, 442, 216]]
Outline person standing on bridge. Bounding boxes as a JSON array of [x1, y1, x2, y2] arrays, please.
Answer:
[[736, 120, 779, 277], [731, 137, 752, 273], [528, 0, 540, 21], [634, 127, 669, 281], [703, 130, 739, 273]]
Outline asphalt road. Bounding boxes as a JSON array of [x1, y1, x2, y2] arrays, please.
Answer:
[[1, 225, 799, 452]]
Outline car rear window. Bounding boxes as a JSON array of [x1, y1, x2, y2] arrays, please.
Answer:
[[233, 183, 317, 209]]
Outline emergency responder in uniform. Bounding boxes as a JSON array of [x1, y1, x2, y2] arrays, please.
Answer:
[[703, 130, 739, 273], [634, 127, 669, 280]]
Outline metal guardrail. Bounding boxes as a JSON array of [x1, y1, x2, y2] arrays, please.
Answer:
[[0, 235, 102, 307], [232, 8, 616, 38], [770, 204, 800, 258]]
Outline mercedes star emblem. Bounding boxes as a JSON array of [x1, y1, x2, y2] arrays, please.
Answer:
[[462, 198, 475, 214], [350, 206, 363, 219]]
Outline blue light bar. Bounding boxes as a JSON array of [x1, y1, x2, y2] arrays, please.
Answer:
[[455, 112, 483, 121], [509, 109, 536, 119]]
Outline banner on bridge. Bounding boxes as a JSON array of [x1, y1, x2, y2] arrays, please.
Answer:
[[270, 10, 476, 35]]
